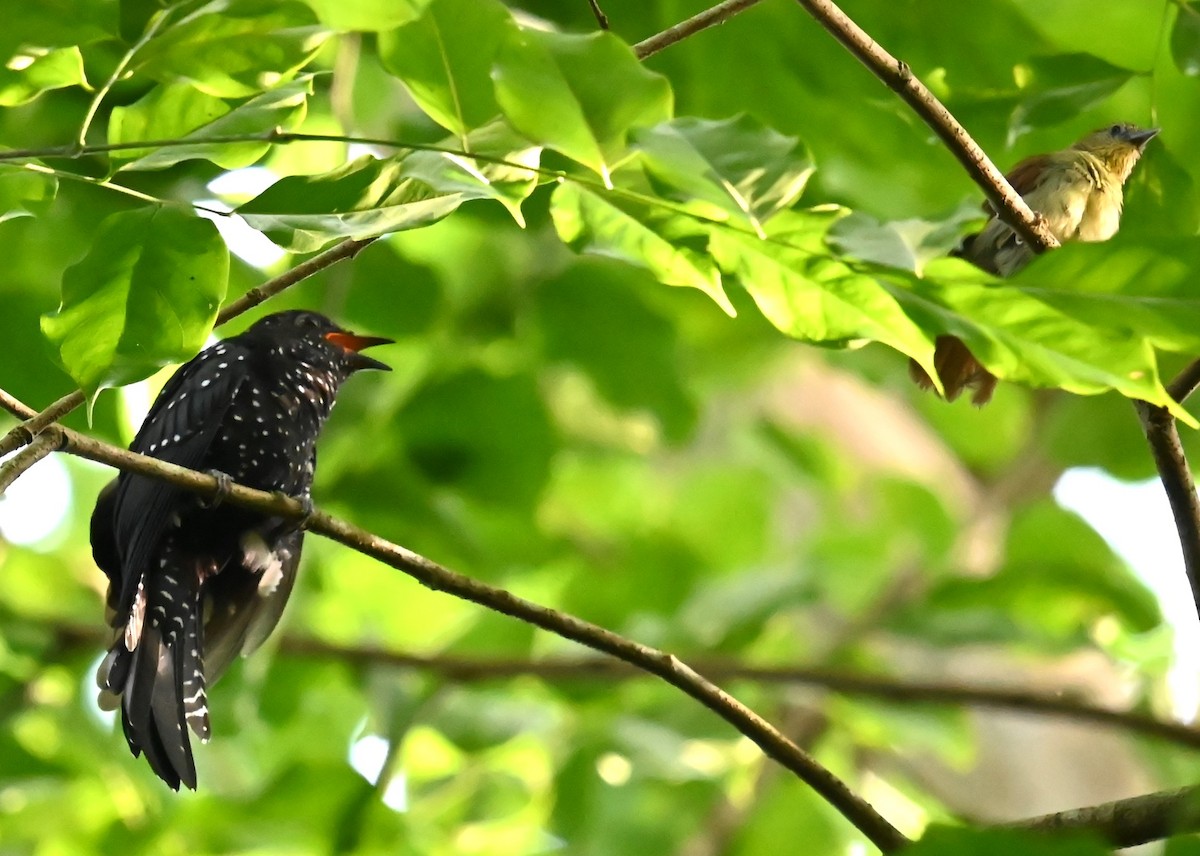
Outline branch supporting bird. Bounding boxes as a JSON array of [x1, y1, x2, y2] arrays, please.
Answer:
[[912, 122, 1159, 404], [90, 310, 391, 790]]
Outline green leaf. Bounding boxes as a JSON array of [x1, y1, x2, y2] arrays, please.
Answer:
[[829, 207, 980, 275], [237, 155, 465, 252], [877, 238, 1200, 421], [398, 121, 541, 226], [110, 77, 313, 170], [40, 207, 228, 408], [1010, 53, 1135, 134], [493, 29, 672, 187], [551, 182, 733, 316], [377, 0, 515, 143], [0, 46, 87, 106], [300, 0, 430, 31], [709, 211, 935, 372], [133, 0, 327, 98], [399, 369, 555, 508], [633, 115, 813, 237], [0, 166, 58, 224], [1173, 2, 1200, 76], [909, 826, 1109, 856], [535, 263, 698, 442]]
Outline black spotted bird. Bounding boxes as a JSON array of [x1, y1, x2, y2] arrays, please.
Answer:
[[90, 310, 390, 790]]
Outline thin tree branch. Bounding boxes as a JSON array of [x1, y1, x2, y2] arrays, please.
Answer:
[[789, 0, 1058, 253], [0, 430, 63, 495], [215, 237, 376, 325], [634, 0, 766, 60], [1005, 784, 1200, 849], [587, 0, 610, 30], [0, 387, 907, 854], [1135, 398, 1200, 622], [0, 237, 375, 463], [1168, 357, 1200, 403], [226, 642, 1200, 751]]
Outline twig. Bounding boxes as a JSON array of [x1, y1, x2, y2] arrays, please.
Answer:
[[587, 0, 610, 29], [215, 236, 376, 325], [1168, 357, 1200, 403], [1006, 784, 1200, 849], [634, 0, 766, 59], [1135, 399, 1200, 621], [220, 642, 1200, 751], [0, 392, 83, 458], [0, 236, 374, 460], [789, 0, 1058, 253], [0, 430, 62, 495], [0, 388, 907, 854]]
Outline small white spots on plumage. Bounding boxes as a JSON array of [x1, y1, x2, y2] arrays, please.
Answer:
[[201, 379, 211, 388], [173, 433, 181, 443], [218, 362, 228, 369]]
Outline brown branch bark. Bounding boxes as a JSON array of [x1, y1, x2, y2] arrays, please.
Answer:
[[1006, 784, 1200, 849], [0, 386, 908, 854], [587, 0, 610, 30], [789, 0, 1057, 253], [0, 429, 62, 494], [208, 641, 1200, 751], [634, 0, 767, 59], [1135, 400, 1200, 621]]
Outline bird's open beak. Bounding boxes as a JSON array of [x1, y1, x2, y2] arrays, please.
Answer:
[[1127, 127, 1160, 148], [325, 331, 393, 371]]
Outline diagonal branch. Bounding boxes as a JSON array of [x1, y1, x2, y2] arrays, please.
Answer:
[[0, 429, 63, 495], [1135, 399, 1200, 621], [790, 0, 1057, 253], [0, 386, 908, 854], [634, 0, 766, 59], [1005, 783, 1200, 849]]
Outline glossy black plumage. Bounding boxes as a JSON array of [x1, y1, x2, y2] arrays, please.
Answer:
[[91, 310, 390, 789]]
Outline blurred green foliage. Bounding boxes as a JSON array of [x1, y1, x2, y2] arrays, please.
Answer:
[[2, 0, 1200, 853]]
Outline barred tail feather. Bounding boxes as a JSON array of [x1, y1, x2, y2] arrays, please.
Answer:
[[181, 589, 210, 743]]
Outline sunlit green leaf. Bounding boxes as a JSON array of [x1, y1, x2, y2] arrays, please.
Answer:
[[633, 115, 813, 237], [883, 251, 1198, 421], [0, 45, 87, 106], [377, 0, 515, 142], [551, 182, 733, 316], [237, 154, 464, 251], [493, 29, 672, 186], [133, 0, 327, 98], [0, 166, 58, 223], [398, 121, 541, 226], [300, 0, 430, 31], [709, 210, 935, 371], [111, 77, 312, 170], [40, 207, 227, 407]]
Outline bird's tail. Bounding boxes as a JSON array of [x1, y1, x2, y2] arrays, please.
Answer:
[[96, 556, 210, 790]]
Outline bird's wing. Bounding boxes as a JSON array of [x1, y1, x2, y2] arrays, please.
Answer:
[[981, 154, 1053, 217], [106, 341, 251, 616]]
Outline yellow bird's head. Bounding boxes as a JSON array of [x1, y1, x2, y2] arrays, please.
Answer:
[[1072, 122, 1159, 182]]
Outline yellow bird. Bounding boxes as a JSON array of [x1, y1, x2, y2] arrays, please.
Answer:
[[912, 122, 1159, 403]]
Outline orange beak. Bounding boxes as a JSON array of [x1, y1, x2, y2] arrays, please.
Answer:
[[324, 331, 392, 371]]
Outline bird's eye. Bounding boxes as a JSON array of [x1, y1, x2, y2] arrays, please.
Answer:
[[1109, 124, 1124, 136]]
